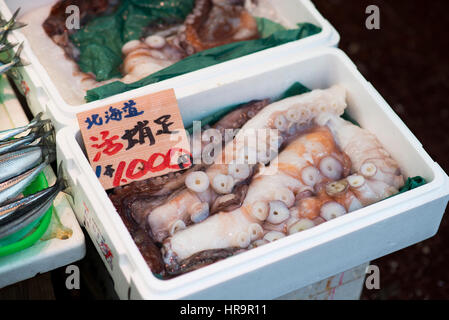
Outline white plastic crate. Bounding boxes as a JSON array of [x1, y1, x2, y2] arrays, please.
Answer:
[[56, 47, 449, 299], [0, 76, 85, 288], [0, 0, 339, 128]]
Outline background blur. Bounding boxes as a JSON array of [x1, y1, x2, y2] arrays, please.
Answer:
[[313, 0, 449, 299]]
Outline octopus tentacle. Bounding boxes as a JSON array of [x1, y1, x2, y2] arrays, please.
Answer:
[[109, 192, 166, 275], [162, 125, 349, 269], [324, 115, 404, 204], [286, 116, 405, 221], [147, 86, 347, 243], [120, 36, 183, 84]]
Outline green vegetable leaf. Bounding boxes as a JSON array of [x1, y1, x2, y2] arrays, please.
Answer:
[[398, 176, 427, 193], [255, 17, 286, 38], [70, 0, 195, 81], [86, 23, 322, 101], [279, 82, 311, 99]]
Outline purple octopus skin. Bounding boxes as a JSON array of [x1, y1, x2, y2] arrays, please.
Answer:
[[111, 192, 166, 275], [164, 247, 244, 276], [178, 0, 259, 55]]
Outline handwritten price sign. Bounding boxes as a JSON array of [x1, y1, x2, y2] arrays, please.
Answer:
[[77, 89, 191, 190]]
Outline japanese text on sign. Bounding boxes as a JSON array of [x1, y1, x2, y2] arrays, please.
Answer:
[[77, 89, 191, 190]]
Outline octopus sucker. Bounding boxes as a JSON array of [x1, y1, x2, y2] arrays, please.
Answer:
[[163, 206, 257, 262], [324, 115, 405, 193], [286, 115, 405, 220]]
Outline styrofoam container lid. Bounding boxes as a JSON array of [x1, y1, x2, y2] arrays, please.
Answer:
[[0, 0, 339, 127]]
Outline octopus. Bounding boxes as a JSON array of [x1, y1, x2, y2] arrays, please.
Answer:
[[42, 0, 270, 88], [109, 85, 405, 277], [177, 0, 259, 55], [144, 86, 348, 243], [118, 0, 260, 83]]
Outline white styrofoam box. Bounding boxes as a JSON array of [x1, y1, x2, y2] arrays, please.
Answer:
[[0, 0, 339, 128], [276, 262, 368, 300], [0, 75, 28, 128], [0, 89, 85, 289], [55, 47, 449, 299]]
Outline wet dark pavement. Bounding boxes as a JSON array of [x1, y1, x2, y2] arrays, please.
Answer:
[[313, 0, 449, 299]]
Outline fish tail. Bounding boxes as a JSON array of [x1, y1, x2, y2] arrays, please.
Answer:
[[40, 128, 56, 146], [0, 42, 27, 71], [29, 112, 43, 124], [56, 161, 74, 202], [30, 118, 53, 136], [0, 41, 17, 53], [33, 122, 55, 145], [10, 42, 28, 67], [6, 8, 20, 28], [42, 145, 56, 164], [0, 8, 26, 35], [37, 132, 56, 164]]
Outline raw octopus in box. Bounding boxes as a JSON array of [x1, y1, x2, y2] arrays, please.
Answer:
[[109, 85, 405, 278], [38, 0, 294, 97]]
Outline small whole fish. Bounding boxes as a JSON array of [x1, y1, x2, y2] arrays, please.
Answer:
[[0, 42, 27, 74], [0, 157, 50, 204], [0, 126, 54, 156], [0, 41, 17, 54], [0, 112, 51, 142], [0, 144, 55, 184], [0, 164, 67, 239], [0, 8, 26, 37], [0, 58, 19, 74]]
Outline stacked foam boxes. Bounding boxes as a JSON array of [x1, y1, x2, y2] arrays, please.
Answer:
[[0, 74, 85, 288], [1, 0, 447, 299]]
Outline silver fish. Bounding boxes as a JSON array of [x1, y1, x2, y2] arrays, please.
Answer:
[[0, 8, 26, 35], [0, 58, 19, 74], [0, 42, 26, 74], [0, 41, 17, 53], [0, 112, 52, 142], [0, 127, 54, 156], [0, 157, 50, 204], [0, 165, 67, 239], [0, 200, 52, 239], [0, 144, 55, 183]]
